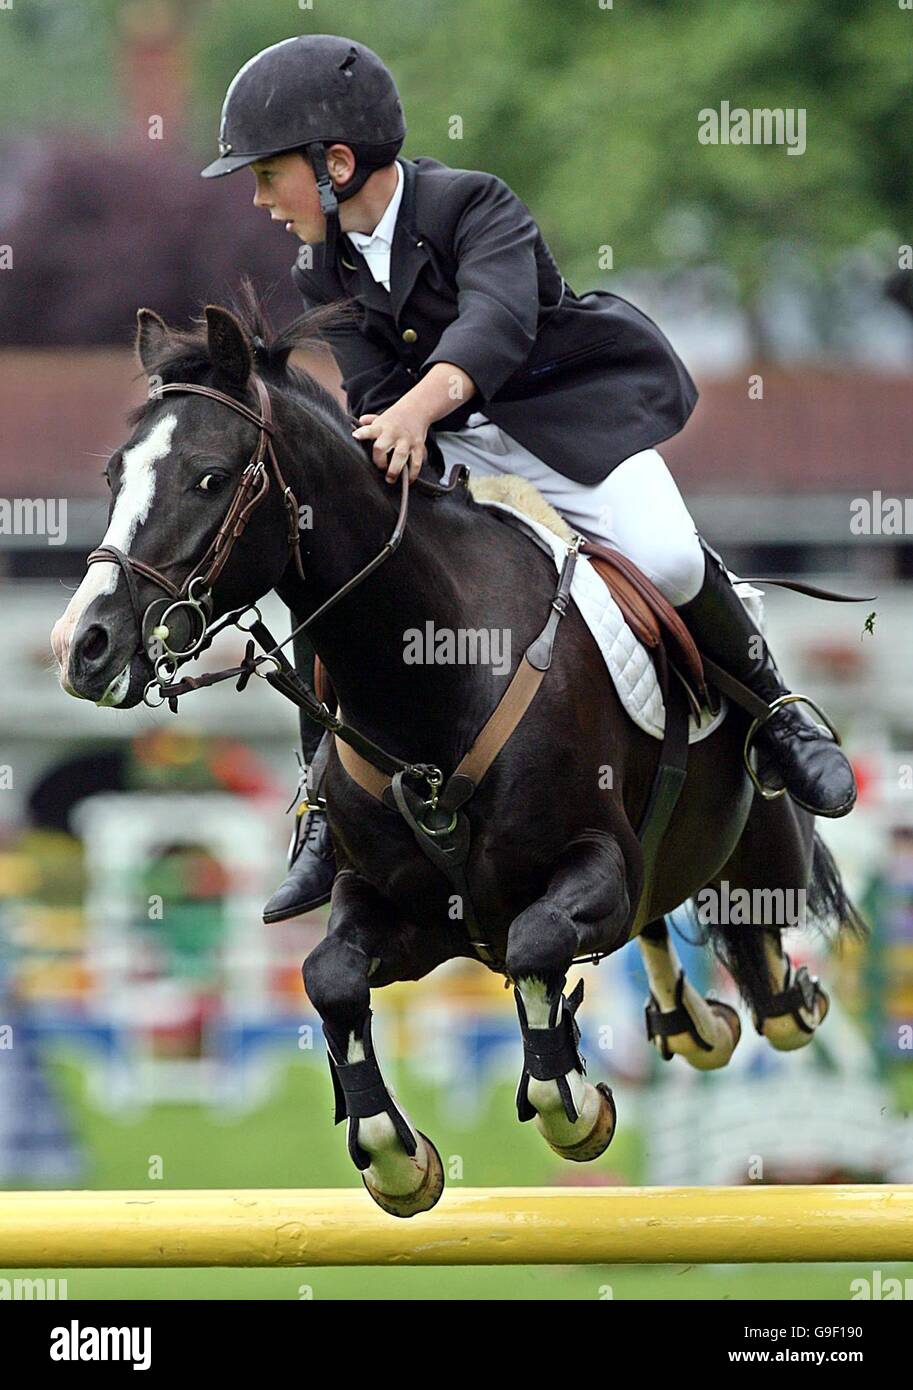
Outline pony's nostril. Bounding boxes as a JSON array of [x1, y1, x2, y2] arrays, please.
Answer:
[[79, 624, 109, 665]]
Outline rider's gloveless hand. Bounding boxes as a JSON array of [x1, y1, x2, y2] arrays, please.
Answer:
[[352, 408, 428, 483]]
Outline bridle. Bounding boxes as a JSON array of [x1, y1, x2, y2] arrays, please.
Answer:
[[86, 374, 306, 687], [84, 369, 455, 716]]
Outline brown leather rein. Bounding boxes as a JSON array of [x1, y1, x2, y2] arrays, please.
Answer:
[[86, 376, 305, 663], [81, 371, 474, 798]]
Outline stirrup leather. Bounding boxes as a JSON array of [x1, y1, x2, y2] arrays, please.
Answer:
[[743, 692, 843, 800]]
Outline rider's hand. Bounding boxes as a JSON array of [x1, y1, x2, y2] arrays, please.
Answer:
[[352, 406, 428, 484]]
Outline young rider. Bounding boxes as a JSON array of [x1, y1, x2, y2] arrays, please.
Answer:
[[201, 34, 857, 924]]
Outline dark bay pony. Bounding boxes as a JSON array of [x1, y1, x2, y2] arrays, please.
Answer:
[[52, 289, 863, 1216]]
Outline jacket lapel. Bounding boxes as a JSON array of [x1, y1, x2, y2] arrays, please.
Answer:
[[335, 158, 430, 323], [388, 159, 431, 321], [337, 243, 390, 316]]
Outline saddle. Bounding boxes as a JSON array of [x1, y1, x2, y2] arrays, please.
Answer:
[[578, 540, 710, 713], [314, 531, 710, 723]]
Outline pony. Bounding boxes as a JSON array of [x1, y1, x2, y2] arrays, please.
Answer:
[[51, 284, 863, 1216]]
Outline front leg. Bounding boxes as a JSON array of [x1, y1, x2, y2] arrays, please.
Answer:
[[506, 832, 630, 1162], [302, 869, 444, 1217]]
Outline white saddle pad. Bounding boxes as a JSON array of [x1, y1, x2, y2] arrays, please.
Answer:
[[476, 499, 765, 743]]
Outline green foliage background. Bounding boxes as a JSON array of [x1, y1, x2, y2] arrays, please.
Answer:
[[3, 0, 910, 307]]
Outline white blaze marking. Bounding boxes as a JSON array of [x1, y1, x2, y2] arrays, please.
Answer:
[[52, 413, 178, 675]]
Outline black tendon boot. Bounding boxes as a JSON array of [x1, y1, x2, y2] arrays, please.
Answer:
[[676, 540, 857, 817], [262, 629, 337, 924]]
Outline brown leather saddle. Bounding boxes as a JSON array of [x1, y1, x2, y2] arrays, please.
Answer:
[[578, 540, 711, 717], [315, 534, 709, 715]]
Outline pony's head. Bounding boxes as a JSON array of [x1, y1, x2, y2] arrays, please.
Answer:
[[51, 280, 351, 708]]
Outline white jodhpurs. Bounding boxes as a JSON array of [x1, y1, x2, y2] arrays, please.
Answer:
[[435, 416, 706, 607]]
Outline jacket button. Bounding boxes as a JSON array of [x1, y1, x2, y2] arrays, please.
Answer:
[[401, 328, 418, 343]]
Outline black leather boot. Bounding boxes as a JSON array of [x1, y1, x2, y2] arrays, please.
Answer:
[[676, 541, 857, 817], [262, 626, 338, 924], [262, 797, 337, 923]]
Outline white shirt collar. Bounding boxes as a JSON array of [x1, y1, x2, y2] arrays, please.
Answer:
[[345, 161, 404, 289]]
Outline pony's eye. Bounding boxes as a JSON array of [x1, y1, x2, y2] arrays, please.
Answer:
[[196, 473, 226, 494]]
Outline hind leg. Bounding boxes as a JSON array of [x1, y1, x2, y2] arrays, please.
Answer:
[[507, 833, 630, 1161], [637, 918, 741, 1069], [703, 793, 829, 1051], [750, 928, 830, 1049]]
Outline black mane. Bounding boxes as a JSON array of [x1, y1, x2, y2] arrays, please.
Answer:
[[127, 275, 358, 446]]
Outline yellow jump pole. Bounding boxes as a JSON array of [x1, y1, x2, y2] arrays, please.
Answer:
[[1, 1186, 912, 1268]]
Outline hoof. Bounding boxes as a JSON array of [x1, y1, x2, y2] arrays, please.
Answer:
[[759, 981, 830, 1051], [361, 1131, 445, 1218], [691, 999, 742, 1070], [647, 994, 742, 1071], [539, 1082, 616, 1163]]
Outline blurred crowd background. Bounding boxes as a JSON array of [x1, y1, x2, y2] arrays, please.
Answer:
[[0, 0, 912, 1298]]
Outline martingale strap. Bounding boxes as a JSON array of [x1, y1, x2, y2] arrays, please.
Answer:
[[329, 538, 581, 971]]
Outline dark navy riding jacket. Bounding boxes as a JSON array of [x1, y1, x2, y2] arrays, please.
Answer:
[[291, 155, 697, 484]]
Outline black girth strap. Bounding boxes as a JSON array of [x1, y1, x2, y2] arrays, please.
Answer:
[[389, 768, 492, 958], [626, 646, 692, 941]]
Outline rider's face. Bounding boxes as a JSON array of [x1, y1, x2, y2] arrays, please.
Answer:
[[251, 152, 323, 241], [250, 146, 354, 243]]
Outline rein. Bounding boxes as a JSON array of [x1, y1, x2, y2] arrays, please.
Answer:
[[87, 376, 304, 672], [87, 370, 475, 803]]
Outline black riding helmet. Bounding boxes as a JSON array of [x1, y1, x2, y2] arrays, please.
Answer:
[[201, 34, 406, 267]]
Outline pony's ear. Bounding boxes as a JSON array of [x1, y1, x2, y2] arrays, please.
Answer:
[[204, 305, 252, 387], [135, 308, 170, 372]]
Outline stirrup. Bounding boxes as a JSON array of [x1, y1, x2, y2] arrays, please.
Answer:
[[743, 692, 842, 800]]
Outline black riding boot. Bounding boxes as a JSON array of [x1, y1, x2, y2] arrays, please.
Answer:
[[262, 628, 338, 924], [675, 540, 857, 817]]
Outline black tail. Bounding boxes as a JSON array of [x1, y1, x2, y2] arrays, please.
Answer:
[[689, 831, 867, 1011], [806, 830, 868, 940]]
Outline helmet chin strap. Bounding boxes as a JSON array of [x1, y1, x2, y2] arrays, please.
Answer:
[[306, 142, 340, 271], [306, 140, 376, 271]]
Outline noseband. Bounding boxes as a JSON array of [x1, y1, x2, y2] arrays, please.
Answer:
[[86, 373, 305, 668], [83, 365, 472, 740]]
